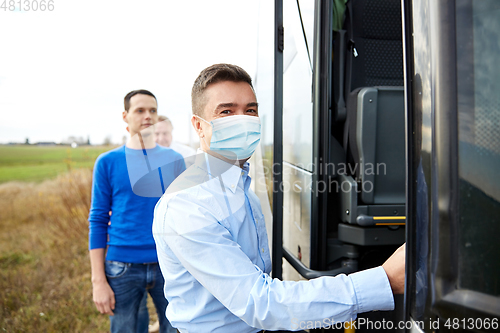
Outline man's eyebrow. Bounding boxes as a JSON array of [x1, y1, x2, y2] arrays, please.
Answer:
[[214, 103, 236, 111], [213, 102, 259, 113]]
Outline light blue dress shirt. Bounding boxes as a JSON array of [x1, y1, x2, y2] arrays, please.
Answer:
[[153, 151, 394, 333]]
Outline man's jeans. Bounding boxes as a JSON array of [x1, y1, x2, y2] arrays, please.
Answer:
[[105, 260, 176, 333]]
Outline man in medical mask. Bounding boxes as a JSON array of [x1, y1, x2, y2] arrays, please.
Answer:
[[152, 64, 405, 333]]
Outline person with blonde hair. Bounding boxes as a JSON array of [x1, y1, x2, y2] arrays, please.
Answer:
[[155, 115, 196, 166]]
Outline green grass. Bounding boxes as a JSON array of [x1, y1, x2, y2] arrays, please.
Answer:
[[0, 145, 115, 183], [0, 149, 165, 331], [0, 147, 120, 331], [0, 170, 111, 331]]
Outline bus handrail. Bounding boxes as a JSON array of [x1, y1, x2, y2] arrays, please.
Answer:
[[282, 247, 358, 280]]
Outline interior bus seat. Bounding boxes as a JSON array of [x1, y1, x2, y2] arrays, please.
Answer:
[[344, 0, 404, 92], [339, 86, 406, 228], [332, 0, 406, 245], [346, 86, 405, 205]]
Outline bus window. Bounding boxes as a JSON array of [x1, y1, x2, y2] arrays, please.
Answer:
[[456, 0, 500, 297], [409, 0, 500, 328], [281, 0, 315, 281], [282, 0, 314, 169]]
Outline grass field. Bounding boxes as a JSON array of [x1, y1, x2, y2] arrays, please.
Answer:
[[0, 144, 162, 331], [0, 145, 115, 183], [0, 169, 111, 331]]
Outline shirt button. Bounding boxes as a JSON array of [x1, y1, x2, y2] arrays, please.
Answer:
[[261, 248, 265, 253], [231, 184, 235, 188], [241, 172, 245, 176]]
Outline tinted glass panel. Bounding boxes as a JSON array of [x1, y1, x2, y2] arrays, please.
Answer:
[[456, 0, 500, 297], [254, 0, 275, 209], [282, 0, 314, 170], [410, 0, 433, 321], [297, 0, 315, 68]]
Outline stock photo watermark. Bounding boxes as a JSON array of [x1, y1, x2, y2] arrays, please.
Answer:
[[259, 159, 388, 197], [1, 0, 55, 11], [269, 158, 387, 178], [123, 147, 390, 199], [291, 317, 499, 331]]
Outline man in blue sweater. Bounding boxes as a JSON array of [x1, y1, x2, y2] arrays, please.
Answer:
[[89, 90, 185, 333]]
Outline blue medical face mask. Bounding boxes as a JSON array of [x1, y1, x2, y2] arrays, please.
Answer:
[[197, 115, 261, 160]]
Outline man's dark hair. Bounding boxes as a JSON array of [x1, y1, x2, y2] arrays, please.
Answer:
[[191, 64, 253, 116], [124, 90, 157, 111]]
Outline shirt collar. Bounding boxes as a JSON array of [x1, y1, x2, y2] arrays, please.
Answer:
[[194, 149, 248, 194]]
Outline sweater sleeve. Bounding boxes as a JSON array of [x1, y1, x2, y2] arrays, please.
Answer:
[[88, 155, 111, 250]]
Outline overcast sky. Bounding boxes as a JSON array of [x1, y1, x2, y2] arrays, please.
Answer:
[[0, 0, 266, 145]]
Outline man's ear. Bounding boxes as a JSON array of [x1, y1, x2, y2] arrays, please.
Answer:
[[191, 115, 204, 138], [122, 110, 128, 123]]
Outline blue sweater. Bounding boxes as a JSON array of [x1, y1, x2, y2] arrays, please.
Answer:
[[89, 145, 186, 263]]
